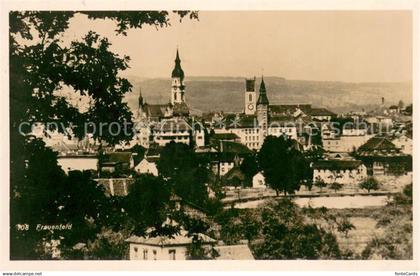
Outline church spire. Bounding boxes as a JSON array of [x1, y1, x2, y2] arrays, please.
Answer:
[[172, 48, 184, 81], [138, 87, 144, 106], [175, 48, 180, 63], [257, 76, 269, 105]]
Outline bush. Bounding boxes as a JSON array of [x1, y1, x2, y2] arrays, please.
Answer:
[[359, 177, 379, 193], [329, 182, 343, 193]]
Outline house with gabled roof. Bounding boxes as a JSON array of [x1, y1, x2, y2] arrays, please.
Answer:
[[356, 136, 412, 176], [126, 219, 216, 260]]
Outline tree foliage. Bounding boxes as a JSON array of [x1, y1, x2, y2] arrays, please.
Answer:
[[359, 177, 379, 193], [9, 10, 198, 259], [258, 136, 310, 195], [253, 199, 341, 259], [124, 174, 172, 236], [157, 142, 209, 206], [240, 154, 259, 186]]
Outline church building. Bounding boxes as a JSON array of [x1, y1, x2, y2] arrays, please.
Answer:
[[136, 49, 190, 122]]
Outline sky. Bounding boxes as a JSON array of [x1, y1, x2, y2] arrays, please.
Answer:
[[63, 11, 412, 82]]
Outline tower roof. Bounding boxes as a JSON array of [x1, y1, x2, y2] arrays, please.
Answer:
[[245, 77, 256, 92], [171, 49, 185, 80], [138, 88, 144, 106], [257, 76, 269, 105]]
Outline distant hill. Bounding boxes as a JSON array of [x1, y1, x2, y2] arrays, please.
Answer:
[[124, 76, 412, 115]]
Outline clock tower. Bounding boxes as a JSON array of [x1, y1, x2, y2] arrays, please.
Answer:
[[244, 77, 256, 115]]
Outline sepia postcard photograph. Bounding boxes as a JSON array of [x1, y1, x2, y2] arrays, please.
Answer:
[[1, 0, 419, 274]]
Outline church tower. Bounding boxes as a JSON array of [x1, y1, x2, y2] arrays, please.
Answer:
[[244, 77, 256, 115], [137, 87, 145, 119], [171, 49, 186, 105], [257, 76, 269, 136]]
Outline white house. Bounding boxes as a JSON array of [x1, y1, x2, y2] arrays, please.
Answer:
[[135, 158, 159, 176], [392, 135, 412, 155], [57, 155, 98, 174], [229, 127, 262, 150], [151, 118, 191, 147], [126, 220, 215, 260], [312, 160, 367, 185], [252, 172, 266, 188], [267, 125, 298, 140], [194, 129, 206, 147]]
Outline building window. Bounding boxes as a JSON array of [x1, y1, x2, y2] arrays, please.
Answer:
[[134, 247, 138, 258], [153, 250, 157, 260], [143, 249, 148, 260], [169, 249, 176, 260], [249, 94, 252, 101]]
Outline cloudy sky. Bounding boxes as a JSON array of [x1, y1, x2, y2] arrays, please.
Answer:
[[63, 11, 412, 82]]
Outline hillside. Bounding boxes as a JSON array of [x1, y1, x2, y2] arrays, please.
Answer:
[[124, 76, 412, 115]]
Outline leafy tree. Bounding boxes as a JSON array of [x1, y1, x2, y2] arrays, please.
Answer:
[[57, 170, 110, 247], [359, 177, 379, 193], [10, 11, 198, 259], [10, 137, 66, 259], [336, 216, 355, 238], [178, 215, 215, 260], [253, 199, 340, 259], [83, 228, 129, 260], [157, 142, 209, 206], [258, 136, 309, 196], [361, 189, 413, 259], [124, 174, 171, 236], [240, 154, 259, 185], [329, 182, 343, 193], [400, 183, 412, 205], [314, 176, 327, 192], [304, 179, 313, 191], [362, 209, 412, 260]]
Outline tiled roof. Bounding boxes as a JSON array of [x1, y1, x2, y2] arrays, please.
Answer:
[[270, 104, 312, 115], [358, 137, 399, 152], [225, 114, 257, 129], [126, 229, 215, 246], [223, 166, 245, 181], [144, 104, 169, 118], [104, 152, 132, 164], [269, 115, 296, 125], [151, 118, 191, 132], [310, 108, 336, 117], [173, 102, 189, 116], [312, 160, 363, 170]]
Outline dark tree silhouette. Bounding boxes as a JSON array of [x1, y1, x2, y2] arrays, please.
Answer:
[[157, 142, 209, 206], [258, 136, 310, 196], [9, 10, 198, 259]]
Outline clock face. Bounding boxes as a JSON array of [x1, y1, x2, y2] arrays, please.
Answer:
[[248, 104, 254, 110]]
